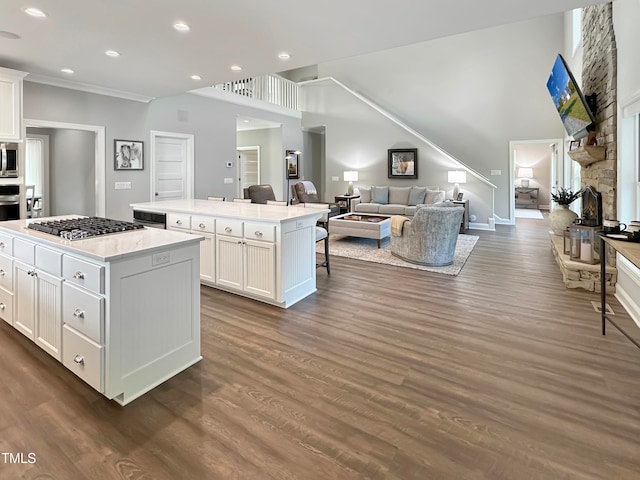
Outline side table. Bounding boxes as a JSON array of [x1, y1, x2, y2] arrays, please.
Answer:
[[335, 194, 360, 214], [453, 199, 469, 233]]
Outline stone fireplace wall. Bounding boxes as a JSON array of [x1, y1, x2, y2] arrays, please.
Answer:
[[581, 3, 617, 220]]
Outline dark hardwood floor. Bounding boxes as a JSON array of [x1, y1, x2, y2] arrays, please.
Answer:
[[2, 216, 640, 479]]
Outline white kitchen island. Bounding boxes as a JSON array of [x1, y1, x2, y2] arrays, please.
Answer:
[[0, 216, 203, 405], [131, 199, 327, 309]]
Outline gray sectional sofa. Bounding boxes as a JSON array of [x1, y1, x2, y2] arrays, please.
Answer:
[[351, 186, 446, 216]]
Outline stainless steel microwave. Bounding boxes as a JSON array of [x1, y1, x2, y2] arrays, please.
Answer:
[[0, 143, 18, 178]]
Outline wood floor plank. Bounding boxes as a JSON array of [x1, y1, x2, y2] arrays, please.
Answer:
[[2, 216, 640, 479]]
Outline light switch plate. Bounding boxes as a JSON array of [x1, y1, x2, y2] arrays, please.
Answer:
[[491, 170, 502, 176], [332, 176, 339, 181], [224, 178, 233, 184], [115, 181, 131, 190]]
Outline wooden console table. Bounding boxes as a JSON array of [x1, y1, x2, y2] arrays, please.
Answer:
[[515, 187, 539, 209], [599, 235, 640, 350]]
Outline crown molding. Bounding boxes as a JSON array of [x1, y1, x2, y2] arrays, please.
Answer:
[[25, 74, 155, 103]]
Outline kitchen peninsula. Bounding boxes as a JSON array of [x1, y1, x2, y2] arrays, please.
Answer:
[[0, 216, 202, 405], [131, 199, 327, 308]]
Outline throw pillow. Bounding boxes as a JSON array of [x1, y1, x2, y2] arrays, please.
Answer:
[[371, 186, 389, 204], [408, 187, 427, 206], [425, 190, 445, 204], [388, 186, 411, 205], [359, 187, 371, 203]]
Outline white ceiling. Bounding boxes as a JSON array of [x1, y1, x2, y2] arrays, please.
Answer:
[[0, 0, 604, 101]]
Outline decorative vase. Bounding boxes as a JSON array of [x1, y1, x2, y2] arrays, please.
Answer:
[[549, 204, 578, 236]]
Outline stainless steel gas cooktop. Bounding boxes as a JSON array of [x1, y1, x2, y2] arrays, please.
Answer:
[[28, 217, 144, 240]]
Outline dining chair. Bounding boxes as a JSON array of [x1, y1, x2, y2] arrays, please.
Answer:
[[232, 198, 252, 203], [207, 196, 226, 201], [266, 200, 288, 206]]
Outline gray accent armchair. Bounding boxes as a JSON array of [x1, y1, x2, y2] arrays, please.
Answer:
[[390, 204, 464, 266], [243, 184, 276, 204]]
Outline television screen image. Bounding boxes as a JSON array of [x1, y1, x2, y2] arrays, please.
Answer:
[[546, 54, 594, 139]]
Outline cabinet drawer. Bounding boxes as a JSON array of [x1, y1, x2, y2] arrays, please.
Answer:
[[167, 213, 191, 230], [0, 254, 13, 292], [0, 233, 13, 256], [244, 222, 275, 242], [0, 287, 13, 325], [217, 219, 243, 238], [62, 282, 104, 343], [35, 246, 63, 277], [13, 238, 35, 264], [63, 255, 105, 294], [191, 215, 215, 234], [62, 325, 103, 392]]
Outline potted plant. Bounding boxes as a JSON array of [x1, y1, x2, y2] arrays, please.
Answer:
[[549, 187, 582, 235]]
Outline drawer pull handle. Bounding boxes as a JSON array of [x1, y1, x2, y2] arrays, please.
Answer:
[[73, 355, 85, 366], [0, 303, 5, 310], [28, 270, 37, 277], [73, 271, 85, 280], [0, 269, 4, 277], [176, 219, 182, 225], [0, 242, 4, 248], [199, 223, 206, 229], [73, 309, 85, 319], [254, 231, 263, 237], [225, 227, 232, 233]]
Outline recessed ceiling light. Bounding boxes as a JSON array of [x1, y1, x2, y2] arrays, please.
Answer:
[[278, 52, 291, 60], [24, 7, 47, 18], [105, 50, 120, 57], [231, 65, 242, 72], [190, 74, 202, 81], [173, 22, 190, 32], [61, 68, 74, 74]]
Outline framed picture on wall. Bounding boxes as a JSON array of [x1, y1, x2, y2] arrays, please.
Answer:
[[388, 148, 417, 179], [114, 139, 144, 170], [286, 149, 300, 179]]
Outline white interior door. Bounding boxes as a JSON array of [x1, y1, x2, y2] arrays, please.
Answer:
[[237, 147, 260, 197], [25, 134, 50, 217], [151, 131, 194, 201]]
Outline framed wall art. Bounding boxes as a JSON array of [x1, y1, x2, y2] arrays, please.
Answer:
[[114, 139, 144, 170], [286, 149, 300, 179], [388, 148, 417, 179]]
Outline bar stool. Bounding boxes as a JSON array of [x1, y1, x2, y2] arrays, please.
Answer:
[[316, 226, 330, 274]]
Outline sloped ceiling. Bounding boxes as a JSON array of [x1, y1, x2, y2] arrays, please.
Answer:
[[0, 0, 606, 101]]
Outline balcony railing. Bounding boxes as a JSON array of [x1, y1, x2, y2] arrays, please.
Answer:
[[212, 74, 299, 110]]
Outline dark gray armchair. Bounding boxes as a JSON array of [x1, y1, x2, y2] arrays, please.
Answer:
[[243, 184, 277, 204]]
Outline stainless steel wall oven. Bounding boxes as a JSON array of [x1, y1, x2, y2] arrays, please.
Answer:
[[0, 185, 20, 221]]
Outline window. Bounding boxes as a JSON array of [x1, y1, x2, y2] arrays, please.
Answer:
[[572, 9, 582, 55]]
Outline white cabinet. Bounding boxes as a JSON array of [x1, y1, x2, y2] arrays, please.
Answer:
[[0, 253, 14, 325], [0, 67, 28, 142], [216, 221, 276, 300], [13, 258, 63, 360], [190, 215, 215, 284]]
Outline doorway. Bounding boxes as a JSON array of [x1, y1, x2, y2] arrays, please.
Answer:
[[149, 131, 194, 201], [24, 134, 49, 217], [509, 138, 563, 223], [24, 119, 105, 217]]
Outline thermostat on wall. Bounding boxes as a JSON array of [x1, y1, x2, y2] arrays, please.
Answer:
[[226, 161, 233, 168]]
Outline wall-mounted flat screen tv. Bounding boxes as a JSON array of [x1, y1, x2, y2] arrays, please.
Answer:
[[546, 53, 595, 140]]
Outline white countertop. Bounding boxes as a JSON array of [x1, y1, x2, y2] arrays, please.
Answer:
[[131, 199, 327, 222], [0, 216, 202, 262]]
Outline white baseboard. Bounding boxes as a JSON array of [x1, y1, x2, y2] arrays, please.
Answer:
[[469, 222, 494, 231]]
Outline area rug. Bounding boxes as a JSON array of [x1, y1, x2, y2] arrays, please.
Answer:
[[318, 234, 479, 276], [515, 208, 544, 219]]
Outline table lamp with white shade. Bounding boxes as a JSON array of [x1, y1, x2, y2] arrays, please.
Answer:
[[448, 170, 467, 199], [517, 167, 534, 187], [343, 170, 358, 195]]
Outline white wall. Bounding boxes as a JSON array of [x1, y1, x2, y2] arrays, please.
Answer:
[[311, 13, 567, 220], [23, 82, 303, 220]]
